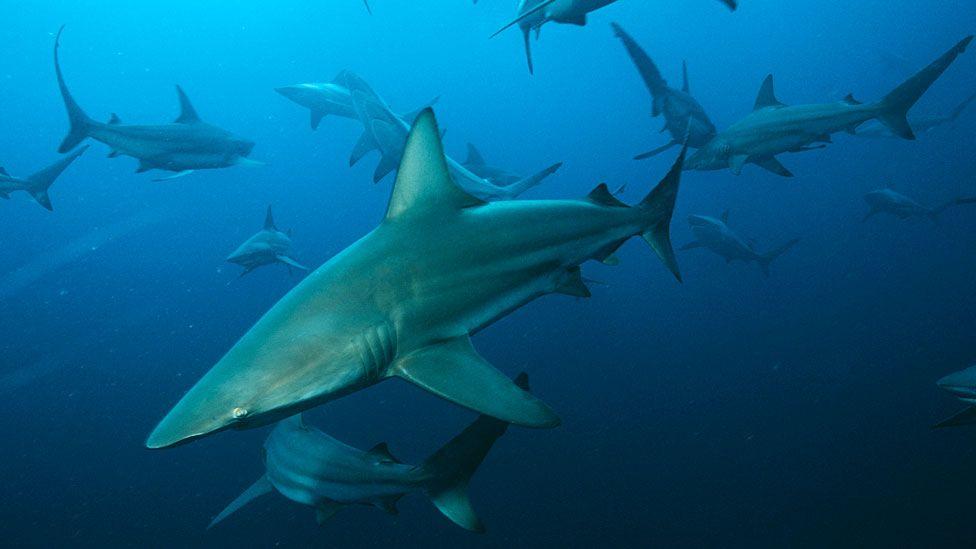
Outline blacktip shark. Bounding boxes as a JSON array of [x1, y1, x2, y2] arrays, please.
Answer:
[[146, 107, 685, 449], [682, 212, 799, 276], [54, 27, 257, 182], [0, 146, 87, 211], [493, 0, 736, 74], [612, 23, 717, 160], [685, 36, 974, 177], [227, 206, 308, 276], [209, 373, 534, 533], [934, 365, 976, 428], [345, 74, 561, 200], [855, 90, 976, 139], [862, 188, 976, 222]]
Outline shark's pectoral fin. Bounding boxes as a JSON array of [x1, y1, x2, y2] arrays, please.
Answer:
[[315, 500, 343, 526], [555, 266, 591, 298], [349, 131, 377, 167], [933, 406, 976, 428], [751, 156, 793, 177], [310, 109, 326, 130], [394, 335, 560, 428], [152, 170, 195, 182], [208, 475, 273, 529], [729, 155, 749, 175], [276, 255, 308, 271]]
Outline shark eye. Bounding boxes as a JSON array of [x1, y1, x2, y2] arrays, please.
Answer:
[[232, 407, 249, 419]]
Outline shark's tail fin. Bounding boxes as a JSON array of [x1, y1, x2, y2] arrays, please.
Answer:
[[207, 475, 274, 530], [420, 372, 529, 533], [26, 145, 88, 211], [876, 35, 972, 139], [931, 195, 976, 220], [758, 238, 800, 277], [501, 162, 562, 198], [54, 27, 94, 153], [612, 23, 668, 113], [638, 145, 687, 282]]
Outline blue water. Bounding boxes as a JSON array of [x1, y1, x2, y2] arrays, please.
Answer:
[[2, 1, 975, 546]]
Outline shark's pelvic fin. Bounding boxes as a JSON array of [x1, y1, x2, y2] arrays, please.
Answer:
[[174, 85, 203, 124], [208, 475, 273, 529], [366, 442, 403, 465], [754, 75, 786, 110], [933, 406, 976, 428], [315, 501, 343, 525]]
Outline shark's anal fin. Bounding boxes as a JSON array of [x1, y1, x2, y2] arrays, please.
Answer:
[[393, 335, 560, 428], [367, 442, 403, 465], [315, 500, 343, 525], [208, 475, 273, 529], [555, 266, 591, 298], [933, 406, 976, 428]]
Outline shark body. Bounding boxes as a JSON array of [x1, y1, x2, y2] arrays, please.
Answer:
[[934, 366, 976, 428], [227, 206, 308, 276], [682, 212, 799, 276], [0, 146, 87, 210], [146, 108, 685, 449]]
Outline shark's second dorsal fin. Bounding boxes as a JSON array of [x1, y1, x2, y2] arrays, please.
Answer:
[[587, 184, 628, 208], [721, 210, 730, 224], [264, 205, 277, 231], [174, 85, 202, 124], [681, 60, 690, 93], [844, 93, 863, 105], [754, 75, 786, 110], [108, 113, 122, 125], [366, 442, 403, 465], [385, 109, 484, 221]]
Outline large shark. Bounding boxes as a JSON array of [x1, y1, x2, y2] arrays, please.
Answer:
[[682, 212, 799, 276], [208, 373, 534, 533], [611, 23, 717, 160], [934, 365, 976, 428], [346, 76, 561, 200], [145, 108, 685, 449], [0, 146, 87, 211], [684, 36, 973, 177], [493, 0, 736, 74], [862, 188, 976, 222], [855, 90, 976, 138], [227, 206, 308, 276], [54, 27, 256, 181]]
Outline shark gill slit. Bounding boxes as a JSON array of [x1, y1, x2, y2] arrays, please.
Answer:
[[358, 323, 396, 382]]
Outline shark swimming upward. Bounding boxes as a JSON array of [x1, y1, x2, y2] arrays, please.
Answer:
[[682, 212, 799, 276], [684, 36, 973, 177], [54, 27, 256, 181], [208, 373, 534, 533], [0, 146, 87, 211], [146, 108, 685, 449], [227, 206, 308, 276]]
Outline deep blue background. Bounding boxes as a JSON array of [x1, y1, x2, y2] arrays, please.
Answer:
[[1, 1, 975, 547]]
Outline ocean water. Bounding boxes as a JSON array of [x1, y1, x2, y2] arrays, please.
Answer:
[[1, 1, 975, 547]]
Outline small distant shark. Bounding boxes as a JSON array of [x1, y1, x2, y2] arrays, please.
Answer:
[[934, 365, 976, 428], [209, 373, 534, 533], [0, 146, 87, 211], [611, 23, 717, 160], [462, 143, 549, 186], [146, 108, 684, 449], [493, 0, 736, 74], [227, 206, 307, 276], [54, 27, 257, 181], [682, 212, 799, 276], [862, 188, 976, 222], [344, 73, 561, 200], [685, 36, 973, 177], [855, 90, 976, 138]]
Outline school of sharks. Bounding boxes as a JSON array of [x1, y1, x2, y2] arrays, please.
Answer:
[[3, 1, 976, 544]]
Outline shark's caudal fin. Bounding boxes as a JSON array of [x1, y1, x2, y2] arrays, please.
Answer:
[[419, 372, 530, 533], [501, 162, 562, 198], [758, 238, 800, 277], [877, 35, 973, 139], [933, 406, 976, 429], [207, 475, 274, 529], [54, 27, 95, 153], [26, 145, 88, 211], [612, 23, 668, 113], [464, 143, 486, 166], [639, 145, 687, 282]]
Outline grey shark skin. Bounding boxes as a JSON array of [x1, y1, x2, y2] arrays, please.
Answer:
[[208, 373, 533, 533], [227, 206, 308, 276], [145, 108, 685, 449], [856, 90, 976, 138], [54, 28, 256, 179], [934, 366, 976, 428], [612, 23, 717, 160], [685, 36, 973, 177], [0, 146, 87, 211], [682, 212, 799, 276], [495, 0, 736, 74]]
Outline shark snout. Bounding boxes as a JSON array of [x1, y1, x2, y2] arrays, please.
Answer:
[[937, 366, 976, 398]]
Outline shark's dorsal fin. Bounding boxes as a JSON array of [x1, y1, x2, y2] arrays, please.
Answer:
[[754, 75, 785, 110], [587, 183, 628, 208], [465, 143, 486, 166], [721, 210, 730, 224], [681, 60, 690, 93], [264, 205, 277, 230], [844, 93, 863, 105], [174, 85, 202, 124], [385, 109, 484, 221], [108, 113, 122, 125], [366, 442, 403, 464]]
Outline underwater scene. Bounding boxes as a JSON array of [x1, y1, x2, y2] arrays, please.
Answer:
[[1, 1, 975, 547]]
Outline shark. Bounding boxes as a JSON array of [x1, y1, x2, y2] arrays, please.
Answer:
[[208, 373, 534, 533], [54, 27, 257, 181], [0, 146, 87, 211], [684, 36, 974, 177], [934, 365, 976, 428], [681, 212, 799, 276], [145, 107, 685, 449], [227, 206, 308, 276], [855, 90, 976, 138], [462, 144, 522, 186], [611, 23, 717, 160], [862, 188, 976, 222], [493, 0, 737, 74], [345, 75, 561, 200]]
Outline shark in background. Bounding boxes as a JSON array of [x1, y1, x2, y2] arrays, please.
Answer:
[[855, 90, 976, 138], [462, 144, 522, 186], [208, 373, 534, 533], [682, 212, 799, 276], [54, 27, 257, 182], [145, 108, 684, 449], [226, 206, 307, 276], [862, 188, 976, 222], [0, 146, 87, 211], [934, 365, 976, 428], [612, 23, 717, 160], [684, 36, 973, 177]]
